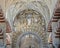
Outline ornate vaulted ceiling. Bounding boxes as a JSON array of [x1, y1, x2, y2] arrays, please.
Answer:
[[0, 0, 59, 31], [5, 0, 58, 30]]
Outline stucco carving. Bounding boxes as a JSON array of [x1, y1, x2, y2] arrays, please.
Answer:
[[6, 0, 50, 30]]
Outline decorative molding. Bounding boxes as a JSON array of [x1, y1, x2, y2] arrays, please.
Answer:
[[6, 0, 50, 31]]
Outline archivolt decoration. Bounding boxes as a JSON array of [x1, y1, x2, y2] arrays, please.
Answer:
[[12, 9, 48, 48]]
